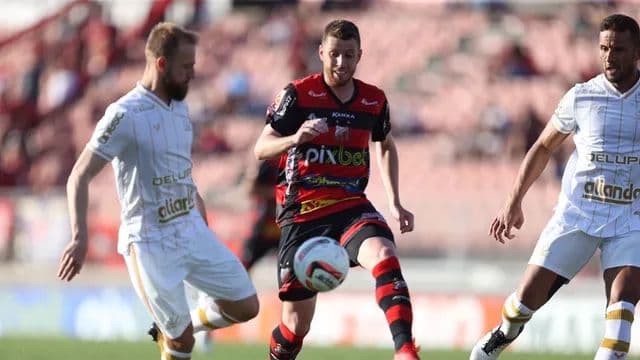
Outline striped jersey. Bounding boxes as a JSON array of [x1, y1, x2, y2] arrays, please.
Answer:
[[87, 83, 198, 253], [552, 73, 640, 237], [267, 74, 391, 226]]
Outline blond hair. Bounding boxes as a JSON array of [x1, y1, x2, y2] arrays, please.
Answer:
[[145, 22, 199, 60]]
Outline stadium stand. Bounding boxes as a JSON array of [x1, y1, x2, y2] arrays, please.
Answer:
[[0, 0, 637, 265]]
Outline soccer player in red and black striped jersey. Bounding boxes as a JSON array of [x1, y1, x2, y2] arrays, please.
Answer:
[[254, 19, 419, 360]]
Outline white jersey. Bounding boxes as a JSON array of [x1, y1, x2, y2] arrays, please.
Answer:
[[552, 73, 640, 237], [87, 83, 198, 253]]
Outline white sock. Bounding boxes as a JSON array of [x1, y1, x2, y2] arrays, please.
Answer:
[[190, 295, 237, 333], [162, 344, 191, 359], [499, 292, 534, 338], [594, 301, 634, 360]]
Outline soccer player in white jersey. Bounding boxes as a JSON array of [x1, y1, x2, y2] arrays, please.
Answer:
[[57, 22, 259, 360], [470, 14, 640, 360]]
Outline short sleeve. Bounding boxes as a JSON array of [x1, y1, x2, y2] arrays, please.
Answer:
[[87, 104, 131, 161], [372, 100, 391, 142], [551, 87, 576, 134], [266, 84, 302, 136]]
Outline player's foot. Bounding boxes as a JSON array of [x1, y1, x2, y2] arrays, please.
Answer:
[[148, 322, 165, 354], [393, 340, 420, 360], [469, 325, 522, 360]]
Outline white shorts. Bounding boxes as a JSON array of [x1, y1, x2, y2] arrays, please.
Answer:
[[123, 215, 256, 339], [529, 217, 640, 280]]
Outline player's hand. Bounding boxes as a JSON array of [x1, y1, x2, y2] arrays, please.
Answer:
[[57, 238, 88, 282], [489, 200, 524, 244], [390, 204, 414, 234], [294, 118, 328, 145]]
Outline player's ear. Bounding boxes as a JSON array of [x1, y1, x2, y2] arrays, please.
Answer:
[[356, 48, 362, 64], [156, 56, 167, 74], [318, 43, 324, 61]]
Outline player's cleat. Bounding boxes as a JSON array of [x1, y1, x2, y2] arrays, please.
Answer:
[[470, 325, 523, 360], [148, 322, 166, 354], [393, 340, 420, 360]]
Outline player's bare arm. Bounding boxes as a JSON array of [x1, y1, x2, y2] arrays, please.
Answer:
[[254, 118, 328, 160], [375, 134, 414, 234], [195, 191, 209, 226], [490, 121, 570, 244], [58, 148, 109, 281]]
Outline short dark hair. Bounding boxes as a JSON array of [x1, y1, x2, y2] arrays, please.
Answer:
[[322, 19, 360, 47], [600, 14, 640, 47], [145, 22, 199, 60]]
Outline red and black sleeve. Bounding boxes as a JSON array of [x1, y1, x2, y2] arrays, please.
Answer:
[[266, 84, 304, 136], [372, 99, 391, 142]]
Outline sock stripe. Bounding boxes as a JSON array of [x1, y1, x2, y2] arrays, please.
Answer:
[[385, 304, 413, 324], [600, 338, 630, 352], [606, 309, 634, 322], [502, 307, 532, 323], [164, 346, 192, 359], [278, 323, 303, 343], [372, 257, 401, 278], [198, 307, 215, 330]]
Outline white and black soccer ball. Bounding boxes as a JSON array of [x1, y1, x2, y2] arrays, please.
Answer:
[[293, 236, 349, 292]]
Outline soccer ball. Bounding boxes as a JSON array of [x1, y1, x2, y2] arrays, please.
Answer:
[[293, 236, 349, 292]]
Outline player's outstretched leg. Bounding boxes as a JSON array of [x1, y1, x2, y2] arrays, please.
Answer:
[[469, 293, 533, 360], [371, 256, 420, 360]]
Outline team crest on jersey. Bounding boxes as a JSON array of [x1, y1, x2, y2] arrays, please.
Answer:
[[335, 121, 350, 142], [361, 98, 378, 106]]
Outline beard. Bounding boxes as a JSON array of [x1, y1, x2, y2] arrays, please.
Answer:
[[162, 71, 189, 101]]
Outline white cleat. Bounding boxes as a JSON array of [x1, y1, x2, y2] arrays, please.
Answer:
[[470, 325, 522, 360]]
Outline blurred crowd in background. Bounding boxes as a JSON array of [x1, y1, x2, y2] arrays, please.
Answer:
[[0, 0, 634, 268]]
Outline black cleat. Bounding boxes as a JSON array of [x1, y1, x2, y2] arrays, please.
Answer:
[[470, 325, 523, 360], [148, 322, 161, 342]]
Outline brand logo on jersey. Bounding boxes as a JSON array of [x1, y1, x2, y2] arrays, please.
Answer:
[[132, 104, 154, 113], [308, 90, 326, 97], [157, 190, 195, 223], [299, 196, 362, 214], [331, 112, 355, 120], [301, 175, 365, 193], [304, 145, 368, 166], [98, 112, 124, 144], [588, 152, 640, 165], [583, 178, 640, 205], [361, 98, 378, 106], [152, 168, 192, 186], [153, 123, 160, 131], [273, 90, 293, 117], [360, 212, 387, 223]]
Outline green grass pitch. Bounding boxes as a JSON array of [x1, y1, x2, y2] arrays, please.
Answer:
[[0, 337, 628, 360]]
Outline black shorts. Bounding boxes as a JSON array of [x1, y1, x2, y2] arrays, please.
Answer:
[[277, 202, 394, 301]]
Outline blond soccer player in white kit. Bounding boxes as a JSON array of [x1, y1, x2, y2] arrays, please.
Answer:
[[57, 22, 259, 360], [470, 14, 640, 360]]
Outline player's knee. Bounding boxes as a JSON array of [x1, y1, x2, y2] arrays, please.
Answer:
[[376, 244, 396, 261], [223, 294, 260, 323], [237, 294, 260, 322]]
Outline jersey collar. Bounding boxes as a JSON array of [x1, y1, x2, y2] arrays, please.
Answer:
[[322, 75, 359, 108], [136, 82, 172, 110], [601, 72, 640, 99]]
